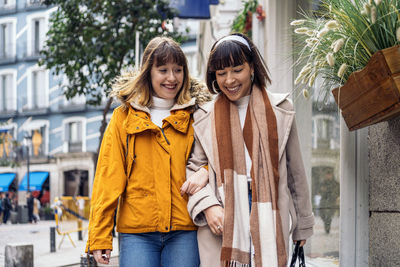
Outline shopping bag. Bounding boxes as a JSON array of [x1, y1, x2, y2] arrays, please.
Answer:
[[289, 241, 306, 267]]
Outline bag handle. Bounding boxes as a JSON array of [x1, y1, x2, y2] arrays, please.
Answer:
[[290, 241, 306, 267]]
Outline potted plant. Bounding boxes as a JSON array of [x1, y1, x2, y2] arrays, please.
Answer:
[[40, 206, 55, 220], [291, 0, 400, 131]]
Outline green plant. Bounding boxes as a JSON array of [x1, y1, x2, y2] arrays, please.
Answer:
[[291, 0, 400, 101], [232, 0, 265, 37], [40, 0, 185, 153]]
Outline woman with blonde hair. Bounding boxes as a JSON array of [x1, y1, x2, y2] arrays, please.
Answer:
[[184, 33, 314, 267], [87, 36, 210, 267]]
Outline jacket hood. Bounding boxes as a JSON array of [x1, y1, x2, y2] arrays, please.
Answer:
[[189, 78, 213, 106]]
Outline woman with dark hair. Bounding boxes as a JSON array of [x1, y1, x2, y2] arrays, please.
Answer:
[[184, 33, 314, 267], [87, 36, 210, 266]]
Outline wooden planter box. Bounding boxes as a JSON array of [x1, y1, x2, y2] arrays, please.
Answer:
[[332, 45, 400, 131]]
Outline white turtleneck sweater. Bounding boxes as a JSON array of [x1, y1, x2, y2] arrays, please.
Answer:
[[234, 95, 252, 181], [150, 96, 174, 128]]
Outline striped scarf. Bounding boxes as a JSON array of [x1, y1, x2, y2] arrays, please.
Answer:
[[213, 86, 287, 267]]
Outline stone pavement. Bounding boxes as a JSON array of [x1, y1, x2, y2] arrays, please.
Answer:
[[0, 217, 338, 267], [0, 220, 119, 267]]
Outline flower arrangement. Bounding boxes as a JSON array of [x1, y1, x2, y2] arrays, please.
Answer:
[[232, 0, 266, 37], [291, 0, 400, 101]]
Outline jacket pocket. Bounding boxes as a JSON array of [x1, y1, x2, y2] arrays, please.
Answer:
[[118, 192, 158, 229]]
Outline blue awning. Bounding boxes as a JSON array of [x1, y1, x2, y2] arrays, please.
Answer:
[[169, 0, 212, 19], [19, 172, 49, 191], [0, 173, 16, 192]]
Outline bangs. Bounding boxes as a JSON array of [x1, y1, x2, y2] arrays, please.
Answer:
[[153, 42, 186, 66], [209, 41, 249, 71]]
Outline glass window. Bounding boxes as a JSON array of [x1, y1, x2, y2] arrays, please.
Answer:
[[0, 22, 12, 59], [67, 121, 82, 152], [27, 0, 41, 6], [0, 128, 14, 158], [307, 89, 340, 265], [30, 126, 46, 157], [0, 0, 16, 8], [31, 69, 46, 108], [31, 18, 45, 56], [63, 170, 89, 196], [0, 73, 15, 111]]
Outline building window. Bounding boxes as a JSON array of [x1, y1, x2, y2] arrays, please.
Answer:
[[26, 0, 41, 7], [28, 126, 46, 157], [69, 121, 82, 151], [0, 0, 16, 9], [63, 118, 86, 153], [28, 17, 45, 57], [0, 22, 12, 60], [309, 93, 340, 263], [68, 121, 82, 152], [0, 71, 16, 112], [0, 128, 14, 159], [27, 68, 48, 109], [0, 74, 12, 111], [64, 170, 89, 196], [317, 118, 333, 149]]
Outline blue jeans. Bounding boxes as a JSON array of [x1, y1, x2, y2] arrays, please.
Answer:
[[119, 231, 200, 267]]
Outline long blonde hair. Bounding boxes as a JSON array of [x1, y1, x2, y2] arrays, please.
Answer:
[[112, 36, 191, 107]]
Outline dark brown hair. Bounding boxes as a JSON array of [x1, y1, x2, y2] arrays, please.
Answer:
[[113, 36, 191, 107], [206, 33, 271, 94]]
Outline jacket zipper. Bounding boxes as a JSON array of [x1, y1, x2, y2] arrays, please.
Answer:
[[160, 127, 170, 145]]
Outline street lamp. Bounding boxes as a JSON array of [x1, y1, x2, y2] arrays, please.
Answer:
[[24, 134, 32, 193]]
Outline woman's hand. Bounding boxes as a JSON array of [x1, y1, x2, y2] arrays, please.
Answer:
[[180, 167, 208, 196], [294, 240, 306, 247], [204, 205, 224, 235], [92, 249, 111, 264]]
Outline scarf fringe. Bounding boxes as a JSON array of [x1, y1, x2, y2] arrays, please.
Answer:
[[223, 260, 250, 267]]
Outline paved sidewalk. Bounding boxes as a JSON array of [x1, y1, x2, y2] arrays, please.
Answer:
[[1, 219, 338, 267], [0, 220, 119, 267]]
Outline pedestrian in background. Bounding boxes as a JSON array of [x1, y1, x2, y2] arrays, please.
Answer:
[[27, 191, 34, 223], [319, 169, 339, 234], [0, 192, 4, 224], [33, 196, 41, 223], [184, 33, 314, 267], [2, 193, 12, 224], [87, 36, 210, 266]]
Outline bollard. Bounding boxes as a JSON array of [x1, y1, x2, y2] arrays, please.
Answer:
[[5, 243, 33, 267], [80, 253, 97, 267], [78, 219, 83, 241], [50, 227, 56, 252]]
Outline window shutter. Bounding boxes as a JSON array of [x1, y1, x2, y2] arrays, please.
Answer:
[[5, 74, 12, 110], [0, 75, 4, 111]]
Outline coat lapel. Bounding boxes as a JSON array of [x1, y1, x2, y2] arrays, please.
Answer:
[[267, 91, 295, 161], [193, 90, 295, 169], [192, 104, 217, 172]]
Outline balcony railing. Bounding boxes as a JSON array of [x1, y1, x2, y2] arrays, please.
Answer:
[[19, 40, 44, 60], [0, 96, 17, 114], [25, 0, 44, 10], [0, 3, 17, 15], [68, 141, 82, 153], [0, 42, 17, 64]]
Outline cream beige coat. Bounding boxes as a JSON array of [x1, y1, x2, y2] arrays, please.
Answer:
[[187, 90, 314, 266]]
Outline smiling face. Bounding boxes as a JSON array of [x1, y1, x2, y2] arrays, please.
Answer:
[[150, 61, 184, 100], [215, 62, 253, 101]]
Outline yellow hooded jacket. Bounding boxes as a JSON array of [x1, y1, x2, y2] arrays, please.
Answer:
[[87, 94, 207, 252]]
